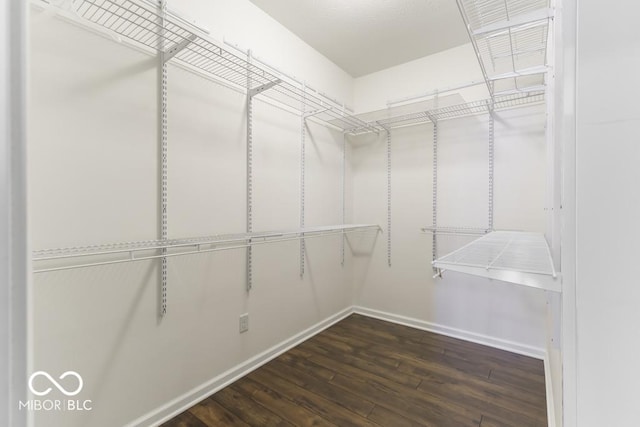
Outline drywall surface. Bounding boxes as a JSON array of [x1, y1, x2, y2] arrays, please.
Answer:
[[350, 104, 549, 351], [353, 43, 488, 113], [29, 6, 352, 427], [575, 1, 640, 425], [171, 0, 354, 110], [1, 1, 29, 425]]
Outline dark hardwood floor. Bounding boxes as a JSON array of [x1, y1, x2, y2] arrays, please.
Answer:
[[162, 314, 547, 427]]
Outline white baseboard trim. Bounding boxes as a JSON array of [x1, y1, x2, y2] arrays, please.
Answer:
[[353, 306, 546, 359], [128, 307, 354, 427], [543, 352, 557, 427]]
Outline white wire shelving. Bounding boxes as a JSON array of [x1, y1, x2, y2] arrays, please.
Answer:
[[33, 224, 381, 273], [348, 90, 545, 135], [50, 0, 376, 132], [432, 231, 560, 292], [456, 0, 552, 97]]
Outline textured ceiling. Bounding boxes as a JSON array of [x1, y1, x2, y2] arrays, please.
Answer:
[[249, 0, 469, 77]]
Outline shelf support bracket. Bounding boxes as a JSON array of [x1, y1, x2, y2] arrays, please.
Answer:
[[300, 83, 306, 277], [377, 122, 392, 268], [426, 111, 439, 274], [248, 79, 282, 98], [246, 51, 254, 292], [488, 103, 495, 231], [162, 34, 197, 63], [158, 0, 169, 316], [341, 133, 346, 266], [304, 107, 331, 119]]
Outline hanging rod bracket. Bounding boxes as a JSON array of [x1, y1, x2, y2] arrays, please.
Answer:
[[248, 79, 282, 98], [163, 34, 197, 63]]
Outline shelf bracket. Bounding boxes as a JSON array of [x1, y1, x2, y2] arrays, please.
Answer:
[[488, 103, 495, 231], [162, 34, 197, 63], [248, 79, 282, 98], [341, 133, 346, 266], [159, 0, 169, 316], [246, 51, 254, 292], [300, 83, 306, 277], [376, 122, 392, 268], [429, 113, 439, 274], [304, 107, 331, 119]]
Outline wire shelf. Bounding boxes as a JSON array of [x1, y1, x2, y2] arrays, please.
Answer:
[[349, 90, 544, 135], [57, 0, 549, 134], [433, 231, 560, 292], [65, 0, 374, 132], [457, 0, 551, 96], [461, 0, 549, 30], [33, 224, 381, 273]]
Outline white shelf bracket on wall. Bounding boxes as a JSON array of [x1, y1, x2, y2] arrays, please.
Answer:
[[300, 83, 306, 277], [248, 79, 282, 98], [425, 111, 439, 274], [246, 50, 254, 292], [341, 133, 346, 266], [158, 0, 169, 317], [387, 129, 391, 267], [162, 33, 197, 63], [488, 103, 495, 231], [376, 122, 392, 267]]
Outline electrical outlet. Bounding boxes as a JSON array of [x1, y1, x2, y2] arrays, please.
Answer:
[[239, 313, 249, 333]]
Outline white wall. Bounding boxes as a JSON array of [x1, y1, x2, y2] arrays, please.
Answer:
[[574, 1, 640, 426], [29, 3, 353, 426], [1, 0, 29, 425]]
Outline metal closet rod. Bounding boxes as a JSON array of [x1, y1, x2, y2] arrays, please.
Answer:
[[33, 225, 381, 274]]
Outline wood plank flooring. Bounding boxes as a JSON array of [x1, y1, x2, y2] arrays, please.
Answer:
[[162, 314, 547, 427]]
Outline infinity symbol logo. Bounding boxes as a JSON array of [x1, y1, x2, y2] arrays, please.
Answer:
[[28, 371, 84, 397]]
